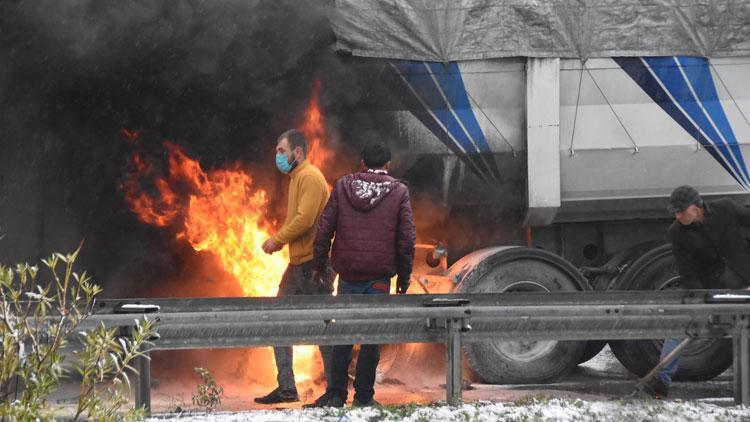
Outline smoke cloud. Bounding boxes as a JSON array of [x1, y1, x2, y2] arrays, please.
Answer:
[[0, 0, 521, 295], [0, 0, 384, 295]]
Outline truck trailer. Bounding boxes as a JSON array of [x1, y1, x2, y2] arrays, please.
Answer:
[[331, 0, 750, 384]]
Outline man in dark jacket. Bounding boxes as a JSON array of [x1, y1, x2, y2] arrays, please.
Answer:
[[307, 143, 416, 408], [647, 185, 750, 398]]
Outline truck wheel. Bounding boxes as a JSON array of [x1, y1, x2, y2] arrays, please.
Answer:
[[451, 247, 589, 384], [609, 244, 733, 381], [579, 241, 664, 364]]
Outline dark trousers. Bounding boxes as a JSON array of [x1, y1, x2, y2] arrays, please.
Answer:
[[328, 278, 390, 402], [273, 261, 334, 391]]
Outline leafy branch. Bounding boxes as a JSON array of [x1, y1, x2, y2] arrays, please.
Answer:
[[0, 246, 157, 421]]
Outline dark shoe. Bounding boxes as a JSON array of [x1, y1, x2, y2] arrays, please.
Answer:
[[302, 392, 328, 409], [254, 387, 299, 404], [352, 397, 380, 408], [302, 391, 345, 408], [643, 376, 669, 399]]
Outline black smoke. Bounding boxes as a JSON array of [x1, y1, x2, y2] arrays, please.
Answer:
[[0, 0, 524, 297], [0, 0, 382, 296]]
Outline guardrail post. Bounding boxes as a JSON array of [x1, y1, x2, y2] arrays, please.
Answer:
[[446, 317, 462, 406], [733, 317, 750, 405], [135, 345, 152, 415], [424, 298, 471, 406]]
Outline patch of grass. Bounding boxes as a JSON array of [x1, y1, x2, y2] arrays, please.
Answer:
[[503, 415, 530, 422], [512, 394, 551, 406], [380, 401, 421, 417], [318, 406, 350, 420], [355, 402, 446, 422]]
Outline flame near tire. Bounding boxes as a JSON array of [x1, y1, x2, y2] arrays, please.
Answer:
[[122, 81, 334, 384]]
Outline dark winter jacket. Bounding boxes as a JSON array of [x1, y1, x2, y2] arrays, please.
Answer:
[[313, 170, 416, 283], [669, 198, 750, 289]]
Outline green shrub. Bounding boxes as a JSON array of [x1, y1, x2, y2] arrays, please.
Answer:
[[192, 367, 223, 413], [0, 246, 157, 421]]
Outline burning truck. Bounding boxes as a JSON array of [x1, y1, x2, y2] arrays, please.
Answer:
[[322, 1, 750, 386], [124, 1, 750, 388], [2, 0, 750, 396]]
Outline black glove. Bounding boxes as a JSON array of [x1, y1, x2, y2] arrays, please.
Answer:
[[396, 275, 410, 295]]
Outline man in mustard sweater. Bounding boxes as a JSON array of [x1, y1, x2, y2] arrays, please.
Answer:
[[255, 129, 333, 404]]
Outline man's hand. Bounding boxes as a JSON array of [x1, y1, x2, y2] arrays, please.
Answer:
[[261, 238, 282, 254], [312, 267, 334, 293], [396, 276, 410, 295], [311, 268, 322, 285]]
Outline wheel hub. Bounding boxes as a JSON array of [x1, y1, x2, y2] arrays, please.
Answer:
[[493, 280, 557, 362]]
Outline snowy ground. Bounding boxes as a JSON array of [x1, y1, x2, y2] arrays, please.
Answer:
[[146, 398, 750, 421], [140, 346, 750, 421], [48, 345, 749, 420]]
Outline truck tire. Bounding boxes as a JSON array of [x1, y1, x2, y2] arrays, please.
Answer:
[[451, 247, 589, 384], [578, 241, 664, 364], [609, 244, 732, 381]]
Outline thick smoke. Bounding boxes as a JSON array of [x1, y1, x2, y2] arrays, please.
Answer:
[[0, 0, 380, 295], [0, 0, 525, 299], [0, 1, 528, 396]]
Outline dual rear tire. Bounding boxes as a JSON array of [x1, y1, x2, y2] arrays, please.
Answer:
[[452, 244, 731, 384], [609, 244, 732, 381]]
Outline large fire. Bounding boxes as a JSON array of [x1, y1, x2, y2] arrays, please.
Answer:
[[124, 140, 290, 298], [301, 79, 333, 172], [123, 82, 335, 385]]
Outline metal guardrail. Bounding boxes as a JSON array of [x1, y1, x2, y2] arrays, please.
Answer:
[[85, 290, 750, 413]]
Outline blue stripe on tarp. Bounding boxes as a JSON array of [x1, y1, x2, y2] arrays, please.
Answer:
[[677, 56, 750, 185], [394, 61, 480, 156], [425, 62, 502, 180], [395, 73, 489, 182], [392, 61, 496, 180], [426, 62, 491, 154], [614, 57, 745, 188], [642, 57, 746, 186]]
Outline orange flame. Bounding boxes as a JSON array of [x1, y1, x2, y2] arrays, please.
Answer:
[[122, 80, 337, 386], [301, 80, 333, 171], [124, 141, 290, 297], [123, 142, 317, 380]]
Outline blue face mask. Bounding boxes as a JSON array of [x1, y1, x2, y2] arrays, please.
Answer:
[[275, 152, 296, 174]]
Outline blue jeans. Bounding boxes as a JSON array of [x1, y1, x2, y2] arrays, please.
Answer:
[[329, 278, 390, 402], [659, 338, 682, 384], [659, 268, 746, 385]]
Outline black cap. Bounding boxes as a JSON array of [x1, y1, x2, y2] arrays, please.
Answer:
[[667, 185, 702, 213]]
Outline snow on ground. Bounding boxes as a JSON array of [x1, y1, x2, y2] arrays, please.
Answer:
[[139, 345, 742, 421], [147, 398, 750, 421]]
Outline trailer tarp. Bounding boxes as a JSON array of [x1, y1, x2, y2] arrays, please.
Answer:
[[331, 0, 750, 61]]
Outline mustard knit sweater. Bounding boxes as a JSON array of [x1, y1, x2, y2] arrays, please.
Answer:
[[272, 160, 329, 264]]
